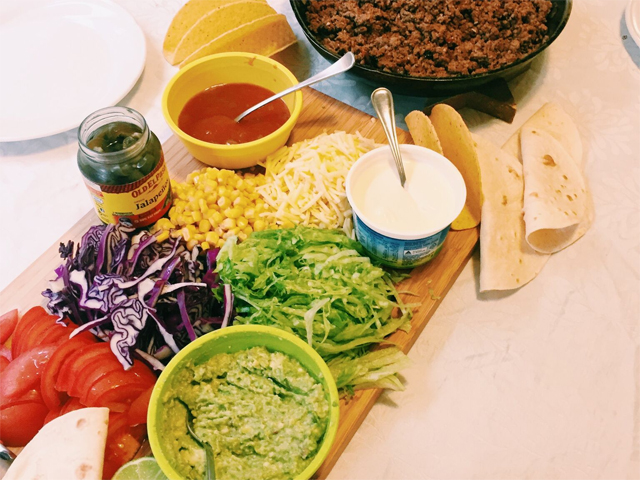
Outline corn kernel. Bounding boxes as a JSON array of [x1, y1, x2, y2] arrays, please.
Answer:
[[194, 233, 205, 242], [242, 225, 253, 236], [244, 207, 255, 220], [221, 218, 236, 230], [224, 207, 242, 219], [282, 219, 295, 229], [198, 219, 211, 233], [156, 218, 174, 231], [254, 219, 266, 232], [230, 190, 241, 201], [217, 196, 231, 209], [181, 227, 192, 241], [237, 232, 248, 241], [211, 211, 224, 225], [233, 196, 248, 207], [155, 230, 170, 243], [200, 241, 211, 251], [237, 217, 248, 229], [205, 231, 220, 244], [186, 239, 199, 250], [192, 211, 203, 222], [216, 239, 226, 248]]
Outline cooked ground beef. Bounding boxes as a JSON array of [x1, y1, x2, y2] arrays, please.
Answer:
[[304, 0, 553, 78]]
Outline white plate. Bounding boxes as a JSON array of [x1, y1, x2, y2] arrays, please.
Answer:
[[627, 0, 640, 48], [0, 0, 146, 142]]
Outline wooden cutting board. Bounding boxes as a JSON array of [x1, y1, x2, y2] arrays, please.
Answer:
[[0, 87, 478, 478]]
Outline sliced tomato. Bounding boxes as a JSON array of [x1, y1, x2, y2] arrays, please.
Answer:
[[107, 412, 130, 441], [40, 332, 96, 410], [103, 425, 145, 479], [56, 342, 110, 393], [127, 385, 154, 426], [37, 321, 72, 347], [70, 350, 121, 398], [11, 306, 49, 358], [0, 401, 48, 447], [43, 404, 63, 425], [0, 345, 11, 361], [83, 360, 156, 409], [0, 344, 57, 401], [0, 309, 18, 344], [59, 397, 85, 416], [0, 357, 9, 375], [0, 388, 43, 409], [20, 314, 67, 353]]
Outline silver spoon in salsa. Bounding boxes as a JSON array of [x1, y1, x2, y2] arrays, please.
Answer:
[[233, 52, 355, 123]]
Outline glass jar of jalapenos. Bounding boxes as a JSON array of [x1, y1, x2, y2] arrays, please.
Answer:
[[78, 107, 172, 228]]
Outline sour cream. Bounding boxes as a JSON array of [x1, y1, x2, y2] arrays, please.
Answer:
[[346, 144, 466, 268], [347, 145, 465, 237]]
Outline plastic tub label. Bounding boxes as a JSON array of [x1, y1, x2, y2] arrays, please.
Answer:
[[353, 214, 449, 268]]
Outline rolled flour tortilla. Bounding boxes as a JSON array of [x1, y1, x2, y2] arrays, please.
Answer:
[[474, 134, 548, 292], [4, 407, 109, 480], [521, 128, 588, 253], [503, 102, 593, 253]]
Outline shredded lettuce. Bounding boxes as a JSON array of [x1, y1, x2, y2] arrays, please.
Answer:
[[327, 347, 411, 391], [216, 226, 413, 391]]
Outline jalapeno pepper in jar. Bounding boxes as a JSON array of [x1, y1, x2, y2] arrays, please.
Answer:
[[77, 107, 172, 228]]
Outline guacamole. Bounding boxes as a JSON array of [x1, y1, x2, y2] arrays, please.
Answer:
[[161, 347, 330, 480]]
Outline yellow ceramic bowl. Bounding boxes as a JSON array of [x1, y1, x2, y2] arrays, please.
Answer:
[[148, 325, 340, 480], [162, 52, 303, 169]]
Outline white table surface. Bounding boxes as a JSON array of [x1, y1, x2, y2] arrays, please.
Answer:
[[1, 1, 639, 479]]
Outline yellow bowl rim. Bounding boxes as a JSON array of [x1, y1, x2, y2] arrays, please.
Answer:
[[161, 52, 303, 151], [147, 324, 341, 480]]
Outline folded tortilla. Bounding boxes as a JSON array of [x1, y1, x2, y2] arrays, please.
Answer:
[[4, 407, 109, 480], [474, 134, 548, 292], [503, 102, 593, 254], [521, 128, 588, 253]]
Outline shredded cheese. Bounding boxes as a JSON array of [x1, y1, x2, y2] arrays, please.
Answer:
[[257, 131, 377, 236]]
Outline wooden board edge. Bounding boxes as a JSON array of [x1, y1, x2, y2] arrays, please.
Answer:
[[313, 227, 479, 479]]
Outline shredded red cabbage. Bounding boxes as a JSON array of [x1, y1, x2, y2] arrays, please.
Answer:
[[43, 223, 231, 369]]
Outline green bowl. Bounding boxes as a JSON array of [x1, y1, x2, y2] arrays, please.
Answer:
[[147, 325, 340, 480]]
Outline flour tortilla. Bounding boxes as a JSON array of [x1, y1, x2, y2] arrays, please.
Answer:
[[521, 128, 588, 253], [503, 102, 583, 168], [180, 14, 297, 67], [430, 104, 483, 230], [163, 0, 268, 63], [474, 134, 548, 292], [405, 110, 443, 155], [503, 102, 593, 253], [4, 407, 109, 480], [169, 1, 276, 66]]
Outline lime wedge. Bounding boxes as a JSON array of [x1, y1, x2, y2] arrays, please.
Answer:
[[111, 457, 169, 480]]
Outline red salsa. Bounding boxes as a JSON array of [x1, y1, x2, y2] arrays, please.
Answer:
[[178, 83, 290, 145]]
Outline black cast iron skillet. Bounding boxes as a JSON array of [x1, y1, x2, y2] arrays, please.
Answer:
[[290, 0, 572, 96]]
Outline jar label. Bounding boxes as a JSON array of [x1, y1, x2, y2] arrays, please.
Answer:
[[83, 154, 173, 228]]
